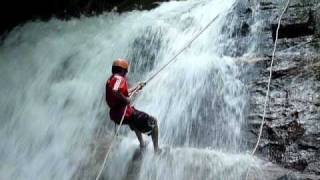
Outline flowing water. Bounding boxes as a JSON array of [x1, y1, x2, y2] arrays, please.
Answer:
[[0, 0, 264, 179]]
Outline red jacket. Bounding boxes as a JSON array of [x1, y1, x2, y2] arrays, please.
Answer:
[[105, 74, 133, 123]]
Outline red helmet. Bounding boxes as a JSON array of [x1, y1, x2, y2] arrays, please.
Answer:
[[112, 58, 129, 70]]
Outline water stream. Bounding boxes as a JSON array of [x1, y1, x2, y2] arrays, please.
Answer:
[[0, 0, 263, 179]]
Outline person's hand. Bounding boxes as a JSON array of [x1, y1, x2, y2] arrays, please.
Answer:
[[126, 96, 131, 104], [129, 82, 146, 97], [137, 81, 146, 90]]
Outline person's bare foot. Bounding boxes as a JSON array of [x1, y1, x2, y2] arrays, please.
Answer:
[[154, 147, 162, 154]]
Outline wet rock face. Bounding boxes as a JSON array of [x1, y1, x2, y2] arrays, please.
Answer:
[[243, 0, 320, 176]]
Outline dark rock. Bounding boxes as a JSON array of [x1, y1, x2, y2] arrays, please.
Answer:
[[0, 0, 167, 36], [305, 162, 320, 175], [219, 0, 255, 56], [287, 120, 305, 143], [241, 22, 251, 36], [271, 9, 315, 41], [282, 148, 309, 171], [241, 0, 320, 176], [259, 2, 276, 11], [246, 52, 320, 174], [297, 134, 320, 150], [314, 6, 320, 35], [249, 162, 320, 180]]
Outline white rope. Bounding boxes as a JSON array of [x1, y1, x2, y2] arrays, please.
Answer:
[[245, 0, 290, 179], [94, 12, 223, 180], [95, 89, 138, 180], [251, 0, 290, 155], [95, 105, 128, 180], [145, 13, 220, 84]]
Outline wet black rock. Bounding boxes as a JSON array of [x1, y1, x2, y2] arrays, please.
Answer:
[[0, 0, 168, 36], [243, 0, 320, 177], [219, 0, 255, 56], [247, 52, 320, 174], [247, 162, 320, 180], [270, 3, 315, 41]]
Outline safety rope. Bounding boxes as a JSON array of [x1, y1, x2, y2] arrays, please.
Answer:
[[95, 106, 128, 180], [94, 12, 222, 180], [251, 0, 290, 155], [95, 89, 138, 180], [245, 0, 290, 179], [145, 14, 220, 84]]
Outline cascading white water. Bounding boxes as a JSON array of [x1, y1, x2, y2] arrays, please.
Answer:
[[0, 0, 263, 180]]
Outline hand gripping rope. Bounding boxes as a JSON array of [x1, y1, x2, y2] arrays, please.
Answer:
[[94, 12, 222, 180]]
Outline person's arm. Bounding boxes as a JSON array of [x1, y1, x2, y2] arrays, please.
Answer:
[[128, 85, 139, 94], [111, 77, 131, 104], [113, 90, 130, 105], [129, 81, 146, 95]]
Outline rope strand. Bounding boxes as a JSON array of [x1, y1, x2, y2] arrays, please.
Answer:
[[95, 12, 222, 180], [245, 0, 290, 179], [95, 105, 128, 180], [145, 14, 220, 84], [95, 89, 137, 180], [251, 0, 290, 155]]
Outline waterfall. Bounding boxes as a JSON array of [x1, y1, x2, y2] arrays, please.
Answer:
[[0, 0, 263, 179]]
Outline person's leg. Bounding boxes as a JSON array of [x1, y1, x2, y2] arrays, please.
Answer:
[[133, 128, 145, 149], [151, 119, 160, 152], [131, 108, 161, 152], [128, 121, 145, 150]]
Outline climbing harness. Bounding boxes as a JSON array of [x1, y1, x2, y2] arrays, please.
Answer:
[[94, 12, 221, 180], [245, 0, 291, 179]]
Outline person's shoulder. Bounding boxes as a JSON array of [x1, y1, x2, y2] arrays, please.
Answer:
[[114, 74, 126, 81]]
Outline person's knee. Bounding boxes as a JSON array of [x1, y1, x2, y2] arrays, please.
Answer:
[[128, 123, 135, 131], [152, 117, 158, 127]]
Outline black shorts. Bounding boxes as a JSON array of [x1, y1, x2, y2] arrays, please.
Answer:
[[125, 108, 156, 135]]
